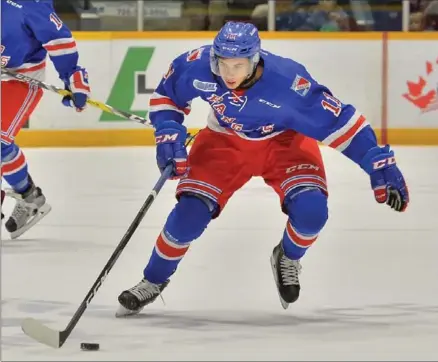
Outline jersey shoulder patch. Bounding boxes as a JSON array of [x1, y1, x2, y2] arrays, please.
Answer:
[[186, 47, 205, 62], [185, 45, 211, 62], [291, 74, 312, 97]]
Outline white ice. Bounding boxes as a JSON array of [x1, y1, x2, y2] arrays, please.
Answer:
[[1, 146, 438, 361]]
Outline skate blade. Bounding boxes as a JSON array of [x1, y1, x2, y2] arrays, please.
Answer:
[[10, 203, 52, 239], [270, 255, 289, 310], [115, 304, 144, 318]]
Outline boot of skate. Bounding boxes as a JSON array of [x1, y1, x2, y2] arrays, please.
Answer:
[[270, 242, 302, 309], [116, 278, 169, 317], [5, 177, 51, 239]]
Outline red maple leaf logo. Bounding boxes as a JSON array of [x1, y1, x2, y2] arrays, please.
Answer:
[[403, 58, 438, 113]]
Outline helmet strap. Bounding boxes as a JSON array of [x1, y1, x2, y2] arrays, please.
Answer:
[[238, 57, 263, 90]]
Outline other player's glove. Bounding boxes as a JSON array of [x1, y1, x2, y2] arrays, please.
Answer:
[[62, 67, 90, 112], [360, 145, 409, 212], [154, 120, 188, 179]]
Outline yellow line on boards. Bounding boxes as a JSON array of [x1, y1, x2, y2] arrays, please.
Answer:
[[14, 128, 438, 147]]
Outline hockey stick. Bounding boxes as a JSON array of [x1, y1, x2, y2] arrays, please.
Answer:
[[0, 68, 151, 126], [21, 164, 173, 348]]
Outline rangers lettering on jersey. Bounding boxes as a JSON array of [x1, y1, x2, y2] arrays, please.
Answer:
[[1, 45, 11, 67]]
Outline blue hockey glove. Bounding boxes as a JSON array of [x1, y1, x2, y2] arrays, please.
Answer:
[[62, 67, 90, 112], [360, 145, 409, 212], [154, 120, 188, 179]]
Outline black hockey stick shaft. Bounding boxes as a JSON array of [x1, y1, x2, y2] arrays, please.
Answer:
[[1, 68, 151, 126], [22, 165, 173, 348]]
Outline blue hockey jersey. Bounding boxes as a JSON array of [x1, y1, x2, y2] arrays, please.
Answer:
[[1, 0, 79, 81], [149, 45, 379, 166]]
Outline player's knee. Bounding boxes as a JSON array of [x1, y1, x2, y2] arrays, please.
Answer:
[[164, 194, 215, 243], [285, 187, 328, 235]]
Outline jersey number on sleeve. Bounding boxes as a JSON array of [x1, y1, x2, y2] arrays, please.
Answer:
[[321, 92, 342, 117], [50, 13, 63, 31]]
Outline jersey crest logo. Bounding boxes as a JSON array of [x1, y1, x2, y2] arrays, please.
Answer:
[[193, 79, 217, 92], [186, 48, 204, 62], [50, 13, 63, 30], [227, 91, 248, 111], [291, 75, 311, 97]]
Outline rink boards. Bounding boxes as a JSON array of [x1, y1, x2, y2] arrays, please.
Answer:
[[15, 32, 438, 147]]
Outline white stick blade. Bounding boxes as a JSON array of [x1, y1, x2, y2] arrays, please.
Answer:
[[21, 318, 61, 348]]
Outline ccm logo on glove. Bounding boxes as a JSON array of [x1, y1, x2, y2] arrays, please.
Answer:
[[373, 156, 396, 170], [155, 133, 179, 144]]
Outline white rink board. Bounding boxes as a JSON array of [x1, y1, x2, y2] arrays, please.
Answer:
[[387, 40, 438, 128], [30, 39, 381, 130]]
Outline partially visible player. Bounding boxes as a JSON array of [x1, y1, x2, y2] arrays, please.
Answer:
[[1, 0, 90, 238], [116, 22, 409, 315]]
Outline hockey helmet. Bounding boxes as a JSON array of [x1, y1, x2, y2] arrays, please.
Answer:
[[210, 21, 261, 76]]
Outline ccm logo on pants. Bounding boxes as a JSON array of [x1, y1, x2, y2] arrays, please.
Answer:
[[286, 164, 320, 173]]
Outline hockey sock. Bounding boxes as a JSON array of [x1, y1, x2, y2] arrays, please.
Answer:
[[1, 143, 30, 193], [282, 187, 328, 260], [144, 194, 213, 284]]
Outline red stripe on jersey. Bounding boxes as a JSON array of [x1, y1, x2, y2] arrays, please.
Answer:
[[329, 115, 366, 149], [44, 41, 77, 52], [150, 97, 190, 115]]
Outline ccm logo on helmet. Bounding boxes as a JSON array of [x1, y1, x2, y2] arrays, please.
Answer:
[[373, 157, 396, 170], [155, 134, 179, 144]]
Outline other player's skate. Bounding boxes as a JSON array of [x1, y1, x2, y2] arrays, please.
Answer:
[[1, 189, 5, 220], [116, 278, 169, 317], [270, 242, 302, 309], [5, 181, 51, 239]]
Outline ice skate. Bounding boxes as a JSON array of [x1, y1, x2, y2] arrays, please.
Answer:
[[116, 278, 169, 317], [1, 189, 5, 220], [5, 183, 51, 239], [270, 242, 302, 309]]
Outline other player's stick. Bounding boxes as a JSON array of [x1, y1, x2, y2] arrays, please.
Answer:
[[0, 68, 151, 126], [21, 164, 174, 348]]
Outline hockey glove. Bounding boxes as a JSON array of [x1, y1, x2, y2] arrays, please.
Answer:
[[154, 120, 188, 179], [360, 145, 409, 212], [62, 67, 90, 112]]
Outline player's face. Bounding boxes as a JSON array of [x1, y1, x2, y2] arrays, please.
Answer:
[[218, 57, 251, 89]]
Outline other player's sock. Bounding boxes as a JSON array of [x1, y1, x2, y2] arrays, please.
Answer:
[[1, 189, 5, 220], [1, 143, 30, 193]]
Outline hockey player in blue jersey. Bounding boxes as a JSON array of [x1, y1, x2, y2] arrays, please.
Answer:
[[116, 22, 409, 315], [1, 0, 90, 238]]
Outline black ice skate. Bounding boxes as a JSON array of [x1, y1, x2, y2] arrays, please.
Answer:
[[270, 242, 302, 309], [5, 180, 51, 239], [1, 189, 5, 220], [116, 278, 169, 317]]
